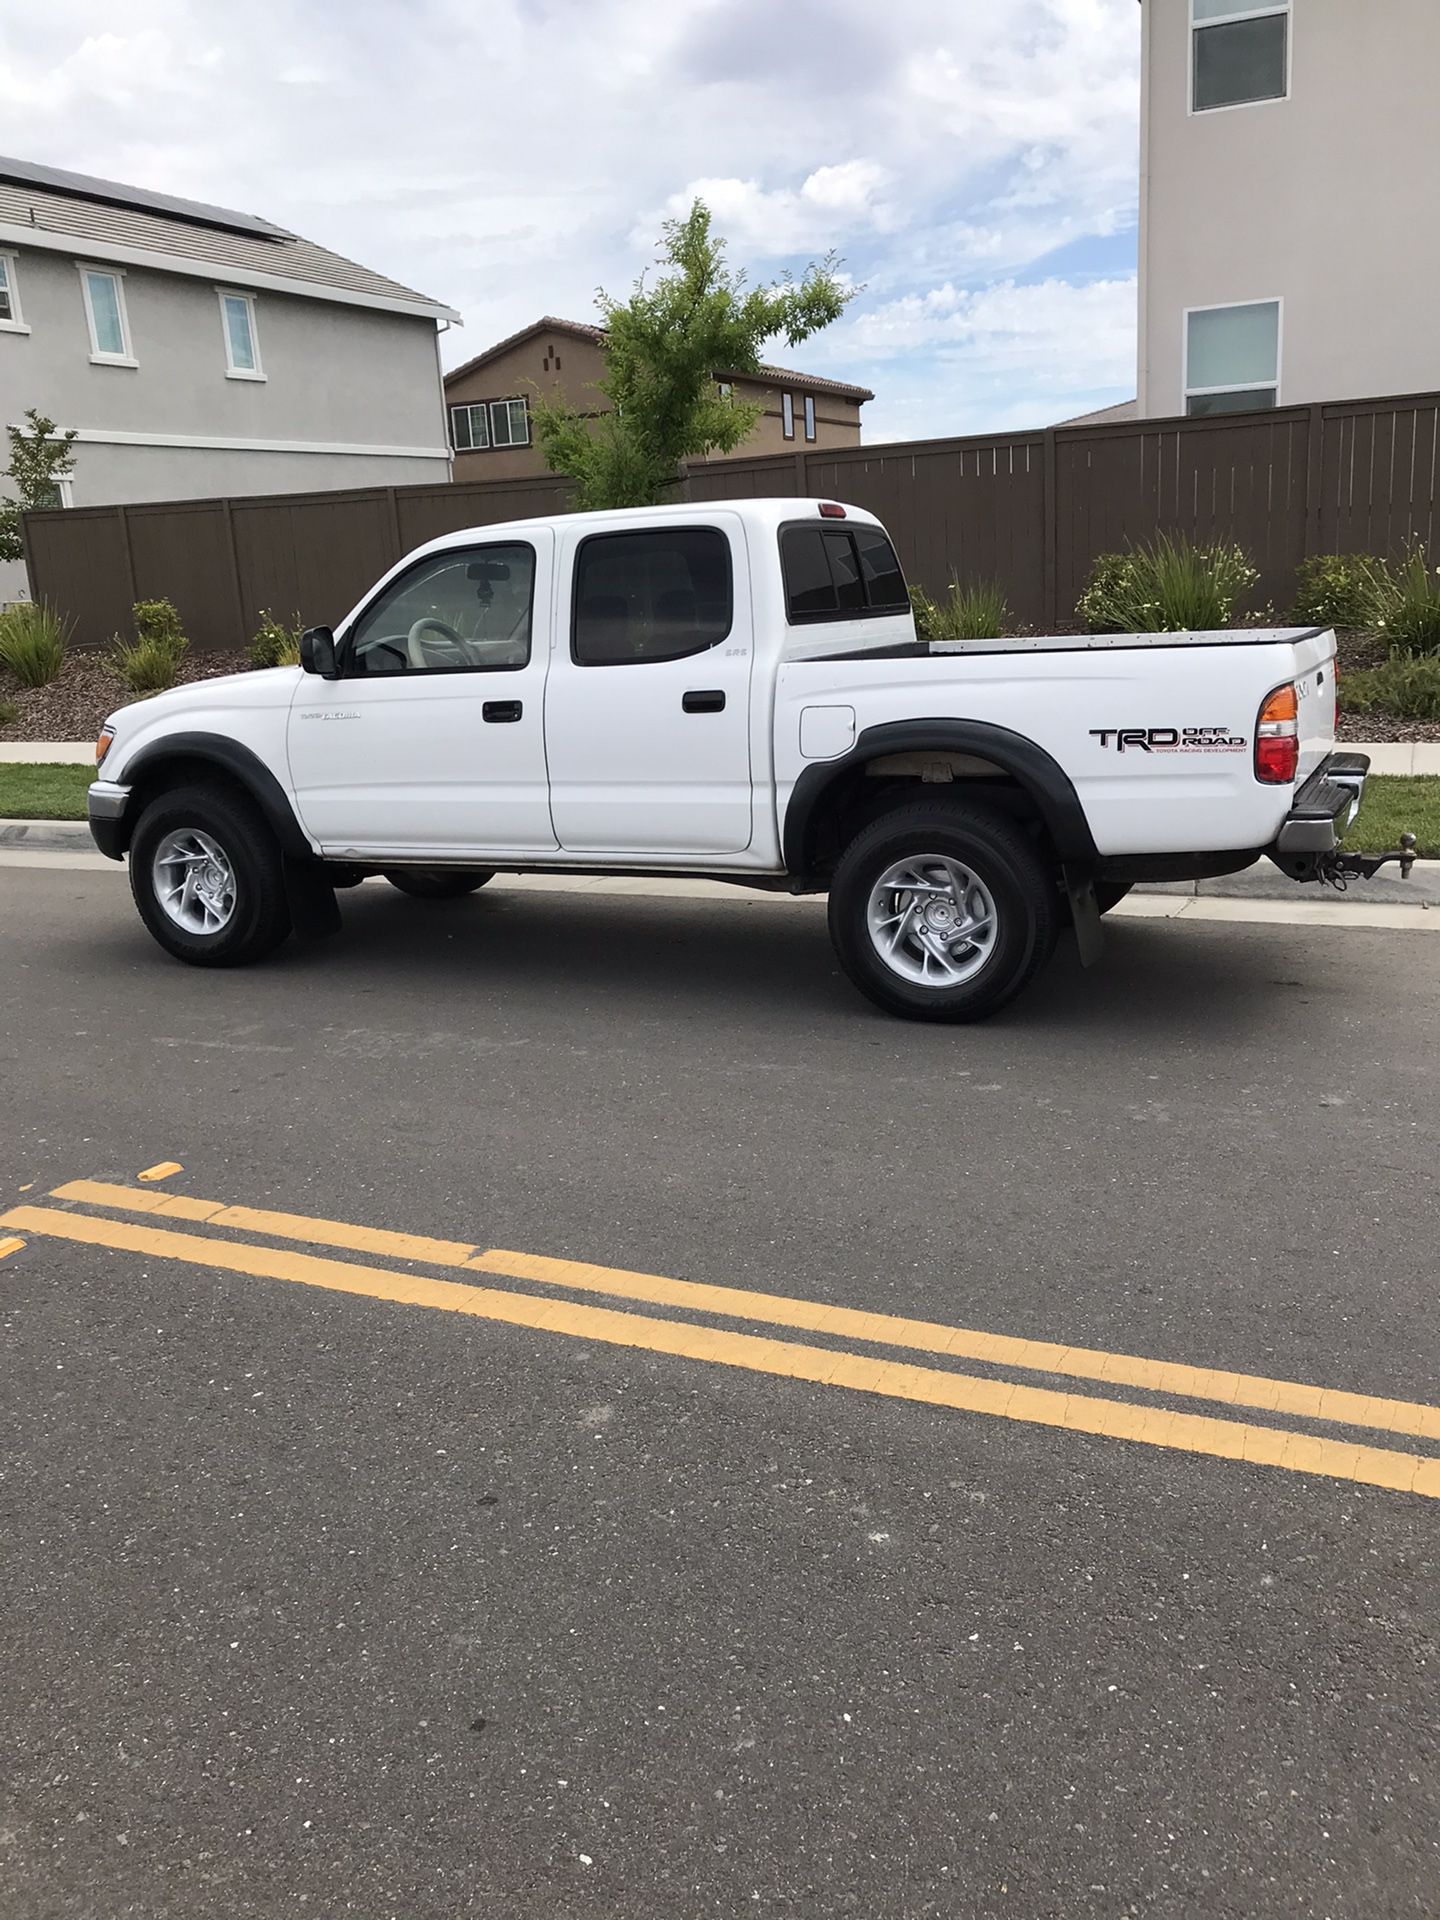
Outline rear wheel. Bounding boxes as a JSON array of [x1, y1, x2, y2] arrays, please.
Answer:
[[129, 783, 292, 967], [383, 867, 494, 899], [827, 800, 1059, 1022]]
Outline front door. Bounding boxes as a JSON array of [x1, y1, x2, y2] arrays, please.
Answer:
[[287, 532, 556, 857], [544, 517, 755, 854]]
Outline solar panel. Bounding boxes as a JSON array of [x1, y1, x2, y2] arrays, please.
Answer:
[[0, 154, 292, 242]]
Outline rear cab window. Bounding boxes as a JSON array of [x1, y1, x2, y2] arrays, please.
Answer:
[[781, 522, 908, 623]]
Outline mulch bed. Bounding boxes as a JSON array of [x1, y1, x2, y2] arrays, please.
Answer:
[[0, 647, 253, 742]]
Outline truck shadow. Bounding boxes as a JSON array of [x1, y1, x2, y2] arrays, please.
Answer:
[[290, 884, 1322, 1046]]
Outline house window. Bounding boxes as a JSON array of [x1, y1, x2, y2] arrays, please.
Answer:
[[490, 398, 529, 448], [1192, 1, 1288, 112], [80, 267, 134, 364], [803, 395, 816, 442], [449, 404, 490, 452], [0, 251, 26, 332], [717, 381, 733, 400], [449, 397, 530, 451], [782, 392, 795, 440], [1184, 299, 1281, 415], [218, 289, 262, 379]]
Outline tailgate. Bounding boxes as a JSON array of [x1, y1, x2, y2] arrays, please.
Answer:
[[1291, 627, 1339, 780]]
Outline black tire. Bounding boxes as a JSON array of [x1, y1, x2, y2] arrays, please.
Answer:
[[827, 800, 1060, 1022], [1094, 881, 1133, 916], [129, 783, 292, 968], [382, 867, 494, 899]]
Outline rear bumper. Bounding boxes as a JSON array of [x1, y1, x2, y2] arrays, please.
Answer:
[[87, 780, 130, 860], [1273, 752, 1368, 855]]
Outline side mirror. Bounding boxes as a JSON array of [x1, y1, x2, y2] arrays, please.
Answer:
[[300, 626, 339, 680]]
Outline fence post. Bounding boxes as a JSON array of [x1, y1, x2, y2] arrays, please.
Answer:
[[794, 450, 808, 497], [1305, 403, 1325, 558], [116, 505, 138, 608], [385, 487, 403, 561], [1042, 428, 1059, 631], [221, 500, 247, 648]]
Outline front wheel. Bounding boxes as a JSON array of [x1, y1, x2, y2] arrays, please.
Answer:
[[129, 783, 292, 968], [827, 801, 1060, 1022], [383, 867, 494, 899]]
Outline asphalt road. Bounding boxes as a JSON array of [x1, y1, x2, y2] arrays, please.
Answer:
[[2, 865, 1438, 1920]]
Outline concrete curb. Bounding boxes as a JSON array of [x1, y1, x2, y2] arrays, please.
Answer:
[[3, 816, 1437, 906], [0, 818, 98, 852]]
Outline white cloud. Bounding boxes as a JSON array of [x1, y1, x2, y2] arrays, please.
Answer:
[[0, 0, 1141, 436], [647, 160, 897, 256]]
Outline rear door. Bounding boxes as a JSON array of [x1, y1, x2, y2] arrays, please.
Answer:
[[286, 533, 556, 856], [543, 516, 756, 854]]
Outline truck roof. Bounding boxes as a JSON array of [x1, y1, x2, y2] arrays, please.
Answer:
[[415, 497, 884, 556]]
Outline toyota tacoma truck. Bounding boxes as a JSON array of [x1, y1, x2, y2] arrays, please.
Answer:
[[87, 498, 1412, 1021]]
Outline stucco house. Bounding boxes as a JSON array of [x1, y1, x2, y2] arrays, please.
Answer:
[[442, 317, 873, 482], [0, 154, 457, 600], [1137, 0, 1440, 417]]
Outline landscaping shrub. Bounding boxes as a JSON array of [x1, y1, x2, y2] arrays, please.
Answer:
[[910, 580, 1010, 642], [132, 597, 188, 652], [114, 596, 190, 695], [1339, 653, 1440, 721], [1291, 552, 1386, 630], [113, 634, 185, 695], [249, 609, 303, 668], [1077, 534, 1258, 634], [1370, 545, 1440, 655], [0, 599, 70, 687]]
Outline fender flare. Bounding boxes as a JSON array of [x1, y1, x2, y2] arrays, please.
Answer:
[[782, 718, 1098, 876], [117, 732, 314, 859]]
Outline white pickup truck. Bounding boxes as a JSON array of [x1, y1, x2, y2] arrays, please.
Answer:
[[88, 497, 1411, 1020]]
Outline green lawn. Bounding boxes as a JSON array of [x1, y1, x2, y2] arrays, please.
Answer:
[[0, 761, 92, 820], [1, 761, 1437, 858], [1344, 775, 1440, 858]]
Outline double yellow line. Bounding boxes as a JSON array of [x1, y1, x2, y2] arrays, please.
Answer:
[[4, 1178, 1439, 1502]]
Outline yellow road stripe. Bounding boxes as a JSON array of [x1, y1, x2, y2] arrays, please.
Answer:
[[52, 1180, 477, 1266], [50, 1181, 1440, 1447], [0, 1235, 25, 1261], [4, 1202, 1439, 1503]]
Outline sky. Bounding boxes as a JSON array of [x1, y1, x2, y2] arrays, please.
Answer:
[[0, 0, 1142, 441]]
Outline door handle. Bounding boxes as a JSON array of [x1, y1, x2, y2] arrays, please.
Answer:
[[483, 700, 523, 723], [682, 689, 726, 713]]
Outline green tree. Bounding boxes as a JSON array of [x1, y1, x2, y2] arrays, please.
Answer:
[[0, 411, 78, 564], [534, 200, 856, 510]]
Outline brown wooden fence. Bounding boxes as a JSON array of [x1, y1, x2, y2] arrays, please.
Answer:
[[23, 388, 1440, 651]]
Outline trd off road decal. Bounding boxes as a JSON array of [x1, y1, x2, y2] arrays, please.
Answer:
[[1089, 726, 1248, 754]]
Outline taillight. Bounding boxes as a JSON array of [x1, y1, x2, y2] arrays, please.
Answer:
[[1255, 681, 1299, 784]]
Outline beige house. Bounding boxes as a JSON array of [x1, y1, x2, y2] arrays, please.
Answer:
[[1138, 0, 1440, 418], [443, 317, 872, 481]]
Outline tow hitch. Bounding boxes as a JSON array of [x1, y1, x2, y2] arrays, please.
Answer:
[[1316, 833, 1418, 890]]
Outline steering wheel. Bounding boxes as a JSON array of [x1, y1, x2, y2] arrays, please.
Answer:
[[407, 617, 468, 668]]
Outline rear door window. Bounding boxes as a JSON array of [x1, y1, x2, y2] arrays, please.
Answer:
[[572, 527, 732, 665], [781, 523, 908, 623]]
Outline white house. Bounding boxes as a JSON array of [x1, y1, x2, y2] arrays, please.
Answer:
[[1, 155, 458, 600]]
